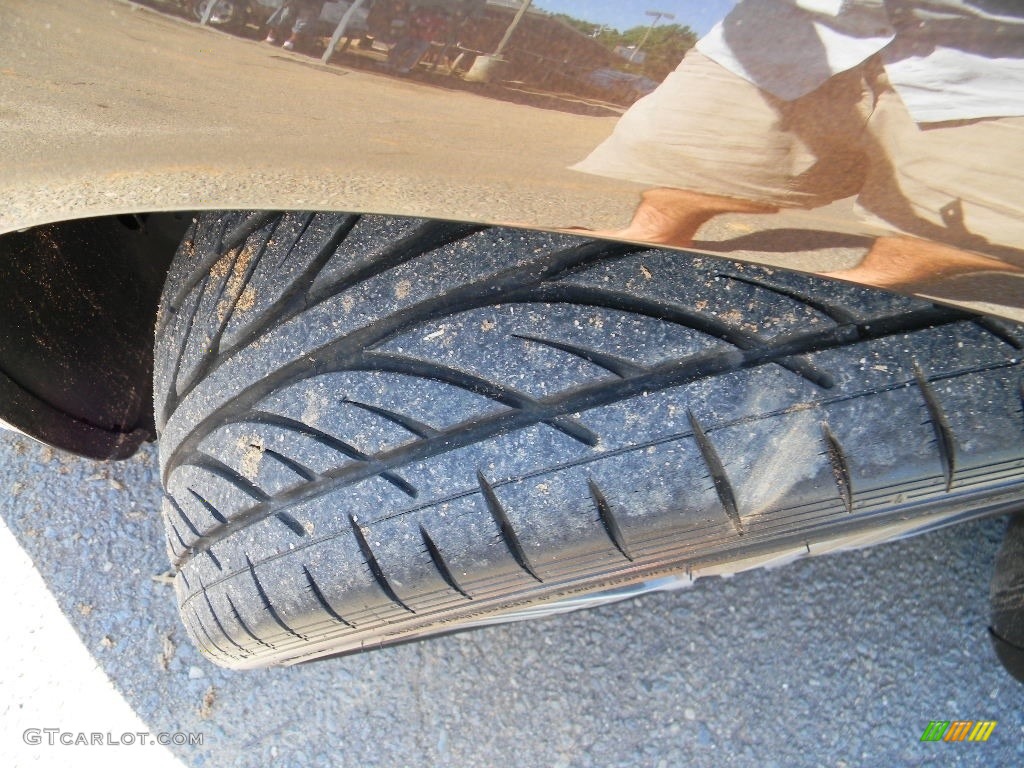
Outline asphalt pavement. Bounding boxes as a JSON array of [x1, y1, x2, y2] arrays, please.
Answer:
[[0, 428, 1021, 766]]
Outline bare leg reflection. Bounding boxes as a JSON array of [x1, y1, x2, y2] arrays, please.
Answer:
[[603, 188, 778, 247], [597, 189, 1024, 294], [823, 235, 1024, 291]]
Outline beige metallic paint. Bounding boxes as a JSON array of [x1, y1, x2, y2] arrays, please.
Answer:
[[3, 0, 1023, 320]]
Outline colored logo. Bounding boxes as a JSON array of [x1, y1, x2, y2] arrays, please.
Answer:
[[920, 721, 997, 742]]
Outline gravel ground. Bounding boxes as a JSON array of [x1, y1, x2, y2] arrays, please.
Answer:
[[0, 431, 1020, 766]]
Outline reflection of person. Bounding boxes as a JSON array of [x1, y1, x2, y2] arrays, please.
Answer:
[[263, 0, 324, 52], [573, 0, 1024, 290], [366, 0, 402, 45], [387, 7, 448, 74]]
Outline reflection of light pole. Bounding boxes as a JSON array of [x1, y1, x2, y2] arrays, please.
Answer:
[[321, 0, 369, 64], [493, 0, 533, 58], [628, 10, 675, 63]]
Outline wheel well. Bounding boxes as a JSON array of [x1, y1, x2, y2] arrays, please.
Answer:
[[0, 213, 190, 458]]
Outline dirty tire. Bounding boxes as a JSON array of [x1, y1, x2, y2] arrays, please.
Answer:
[[990, 514, 1024, 683], [155, 211, 1024, 668]]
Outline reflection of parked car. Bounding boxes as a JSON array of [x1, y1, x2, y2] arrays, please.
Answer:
[[583, 68, 658, 104]]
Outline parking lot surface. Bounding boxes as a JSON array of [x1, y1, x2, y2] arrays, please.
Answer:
[[0, 430, 1020, 766]]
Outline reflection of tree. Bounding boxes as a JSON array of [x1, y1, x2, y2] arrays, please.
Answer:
[[550, 13, 697, 80]]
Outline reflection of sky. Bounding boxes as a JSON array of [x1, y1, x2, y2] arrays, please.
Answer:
[[532, 0, 737, 37]]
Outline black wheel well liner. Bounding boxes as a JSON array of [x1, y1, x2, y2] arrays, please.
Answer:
[[0, 213, 191, 459]]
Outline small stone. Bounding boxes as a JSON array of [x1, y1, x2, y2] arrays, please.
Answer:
[[188, 666, 206, 679], [158, 633, 176, 671], [198, 686, 216, 719], [684, 707, 696, 721], [151, 570, 176, 586]]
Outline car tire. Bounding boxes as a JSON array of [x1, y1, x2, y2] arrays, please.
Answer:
[[155, 210, 1024, 668], [990, 514, 1024, 683]]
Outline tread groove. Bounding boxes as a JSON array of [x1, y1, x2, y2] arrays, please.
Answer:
[[276, 512, 307, 536], [245, 411, 370, 462], [173, 215, 284, 397], [167, 215, 234, 311], [271, 212, 318, 269], [170, 522, 189, 553], [197, 579, 249, 655], [225, 593, 274, 649], [207, 549, 223, 570], [525, 283, 839, 389], [306, 220, 488, 308], [170, 307, 976, 568], [688, 410, 743, 534], [245, 556, 308, 641], [588, 478, 633, 560], [477, 471, 543, 582], [163, 238, 648, 481], [349, 515, 416, 613], [716, 272, 859, 324], [420, 525, 472, 598], [165, 532, 181, 558], [821, 422, 854, 514], [262, 447, 319, 482], [357, 353, 598, 447], [241, 411, 416, 497], [191, 606, 235, 660], [548, 415, 601, 447], [167, 494, 202, 538], [301, 566, 354, 627], [914, 362, 957, 493], [974, 317, 1024, 350], [220, 211, 281, 254], [166, 276, 209, 411], [186, 454, 271, 502], [343, 399, 440, 439], [187, 488, 229, 525], [512, 333, 645, 378], [208, 240, 246, 309], [175, 214, 358, 404]]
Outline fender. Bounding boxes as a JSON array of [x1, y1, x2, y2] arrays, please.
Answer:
[[2, 0, 1022, 455]]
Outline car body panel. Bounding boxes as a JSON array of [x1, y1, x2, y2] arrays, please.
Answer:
[[4, 0, 1023, 322]]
